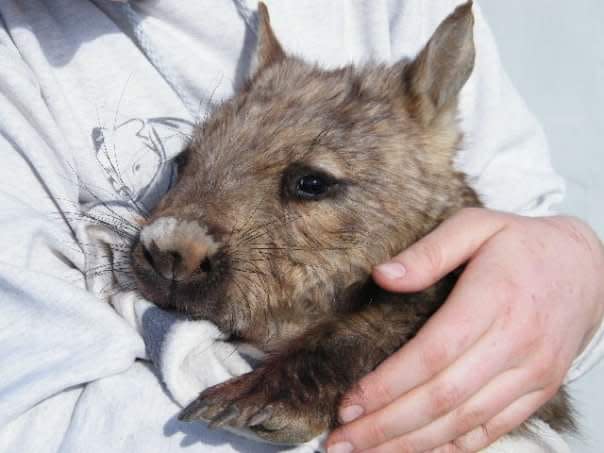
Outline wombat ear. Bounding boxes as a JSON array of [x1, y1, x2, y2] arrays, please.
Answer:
[[403, 1, 475, 126], [250, 2, 286, 76]]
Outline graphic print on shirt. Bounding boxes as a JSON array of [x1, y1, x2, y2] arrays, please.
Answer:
[[92, 117, 194, 210]]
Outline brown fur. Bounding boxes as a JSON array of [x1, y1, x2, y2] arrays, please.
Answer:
[[130, 1, 574, 444]]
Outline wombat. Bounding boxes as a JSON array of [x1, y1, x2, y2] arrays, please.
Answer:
[[129, 1, 574, 445]]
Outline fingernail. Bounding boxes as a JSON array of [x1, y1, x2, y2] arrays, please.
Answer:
[[339, 405, 364, 423], [327, 442, 354, 453], [376, 262, 406, 279]]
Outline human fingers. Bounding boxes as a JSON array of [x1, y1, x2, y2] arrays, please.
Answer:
[[337, 262, 495, 423], [373, 208, 508, 293], [328, 303, 512, 451], [358, 367, 537, 453]]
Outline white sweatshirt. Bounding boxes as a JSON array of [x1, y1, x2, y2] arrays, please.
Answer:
[[0, 1, 601, 452]]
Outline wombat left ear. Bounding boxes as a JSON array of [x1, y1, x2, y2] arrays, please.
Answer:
[[250, 2, 286, 75], [403, 1, 475, 126]]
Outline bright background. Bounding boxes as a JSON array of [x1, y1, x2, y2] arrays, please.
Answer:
[[481, 1, 604, 451]]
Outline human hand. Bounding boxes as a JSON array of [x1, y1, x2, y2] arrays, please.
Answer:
[[327, 208, 604, 453]]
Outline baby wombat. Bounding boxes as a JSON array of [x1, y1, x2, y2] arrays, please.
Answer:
[[129, 1, 573, 445]]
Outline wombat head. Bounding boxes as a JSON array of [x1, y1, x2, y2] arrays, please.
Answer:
[[130, 2, 480, 350]]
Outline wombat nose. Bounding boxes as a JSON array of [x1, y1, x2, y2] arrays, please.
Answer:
[[138, 217, 221, 282], [140, 240, 213, 282]]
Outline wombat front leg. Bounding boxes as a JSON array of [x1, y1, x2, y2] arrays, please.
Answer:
[[179, 302, 422, 445], [179, 285, 574, 445]]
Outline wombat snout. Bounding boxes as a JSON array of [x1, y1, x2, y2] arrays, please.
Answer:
[[138, 239, 212, 281], [136, 216, 220, 282]]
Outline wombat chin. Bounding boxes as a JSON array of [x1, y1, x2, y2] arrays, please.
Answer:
[[130, 1, 575, 445]]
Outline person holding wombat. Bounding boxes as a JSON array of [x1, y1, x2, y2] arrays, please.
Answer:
[[0, 1, 602, 453]]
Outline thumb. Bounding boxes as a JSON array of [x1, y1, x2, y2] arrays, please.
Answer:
[[373, 208, 509, 292]]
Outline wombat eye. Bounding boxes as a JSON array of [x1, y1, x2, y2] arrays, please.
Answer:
[[296, 175, 328, 199], [282, 163, 340, 202]]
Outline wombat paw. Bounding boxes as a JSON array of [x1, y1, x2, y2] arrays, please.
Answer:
[[178, 371, 325, 444]]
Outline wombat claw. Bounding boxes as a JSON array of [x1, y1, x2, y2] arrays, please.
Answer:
[[179, 378, 278, 431], [178, 373, 321, 444]]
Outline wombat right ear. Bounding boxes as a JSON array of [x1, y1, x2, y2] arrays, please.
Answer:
[[250, 2, 286, 76], [403, 1, 475, 126]]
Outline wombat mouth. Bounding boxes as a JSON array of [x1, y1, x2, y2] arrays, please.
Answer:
[[130, 234, 229, 314]]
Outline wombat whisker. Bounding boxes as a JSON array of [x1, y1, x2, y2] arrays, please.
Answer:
[[85, 271, 131, 282], [235, 226, 273, 248], [99, 259, 132, 270], [85, 264, 134, 276], [230, 254, 268, 272], [231, 264, 267, 276], [55, 210, 141, 240], [84, 206, 143, 232], [62, 155, 151, 218], [230, 279, 255, 333], [236, 214, 303, 247], [84, 264, 122, 275], [112, 261, 133, 269], [231, 266, 268, 279], [111, 71, 136, 134], [194, 75, 225, 124], [248, 246, 354, 253], [308, 127, 330, 151], [232, 197, 265, 242]]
